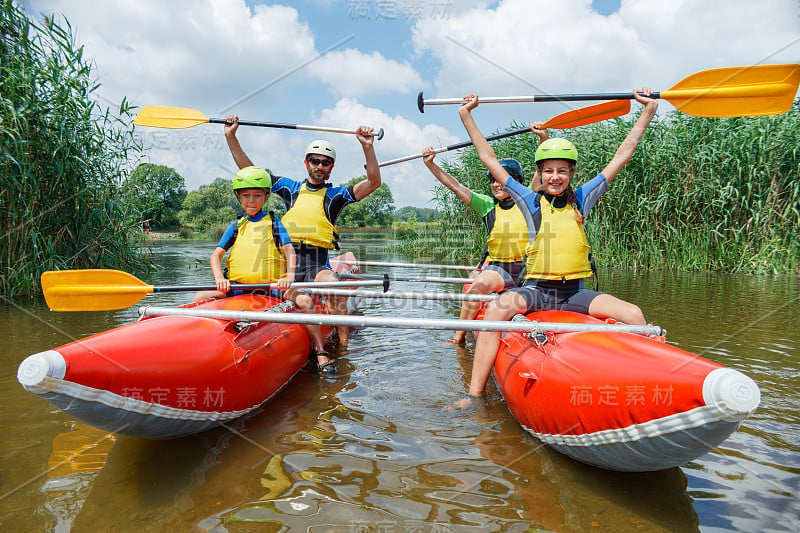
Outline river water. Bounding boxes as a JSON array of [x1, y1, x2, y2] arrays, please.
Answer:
[[0, 237, 798, 532]]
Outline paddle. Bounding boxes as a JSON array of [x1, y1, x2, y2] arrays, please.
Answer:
[[303, 287, 495, 302], [338, 273, 472, 284], [377, 99, 630, 167], [140, 306, 665, 336], [417, 63, 800, 117], [330, 258, 478, 271], [134, 106, 385, 139], [41, 269, 387, 312]]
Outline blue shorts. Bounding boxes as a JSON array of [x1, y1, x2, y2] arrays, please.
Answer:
[[226, 288, 283, 299], [482, 260, 524, 289], [223, 266, 285, 298], [508, 278, 601, 314]]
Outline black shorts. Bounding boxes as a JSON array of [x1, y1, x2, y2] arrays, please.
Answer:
[[294, 243, 333, 282], [482, 260, 524, 289], [508, 278, 601, 314]]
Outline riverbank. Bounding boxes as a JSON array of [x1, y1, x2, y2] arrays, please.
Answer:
[[146, 231, 179, 240]]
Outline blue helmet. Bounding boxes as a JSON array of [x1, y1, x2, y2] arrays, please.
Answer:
[[487, 158, 524, 184]]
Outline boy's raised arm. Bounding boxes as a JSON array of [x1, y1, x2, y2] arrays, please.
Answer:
[[224, 115, 255, 170]]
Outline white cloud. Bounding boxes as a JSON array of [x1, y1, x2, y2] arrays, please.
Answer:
[[315, 48, 425, 97], [25, 0, 436, 205], [28, 0, 319, 113], [412, 0, 800, 99], [29, 0, 426, 110], [316, 98, 460, 207]]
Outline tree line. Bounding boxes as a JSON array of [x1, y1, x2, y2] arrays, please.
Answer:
[[123, 164, 400, 239]]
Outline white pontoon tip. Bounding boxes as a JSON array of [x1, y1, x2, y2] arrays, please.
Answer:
[[702, 367, 761, 418], [17, 350, 67, 394]]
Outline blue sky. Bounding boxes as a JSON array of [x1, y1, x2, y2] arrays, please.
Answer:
[[22, 0, 800, 207]]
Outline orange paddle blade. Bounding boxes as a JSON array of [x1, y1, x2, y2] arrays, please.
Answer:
[[663, 63, 800, 117], [543, 100, 631, 129], [42, 269, 154, 311], [133, 106, 211, 129]]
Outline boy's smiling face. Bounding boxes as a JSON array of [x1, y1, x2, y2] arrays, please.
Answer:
[[235, 188, 267, 217]]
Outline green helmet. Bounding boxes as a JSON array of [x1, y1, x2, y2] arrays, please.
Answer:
[[535, 138, 578, 164], [233, 166, 272, 191]]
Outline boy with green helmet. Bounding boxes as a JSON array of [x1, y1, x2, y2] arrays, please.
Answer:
[[454, 89, 659, 409], [193, 166, 335, 374], [232, 165, 273, 191]]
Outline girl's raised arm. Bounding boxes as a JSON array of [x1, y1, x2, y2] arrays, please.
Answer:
[[601, 88, 658, 184]]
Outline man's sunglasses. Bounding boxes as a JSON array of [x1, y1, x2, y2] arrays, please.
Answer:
[[307, 157, 333, 167]]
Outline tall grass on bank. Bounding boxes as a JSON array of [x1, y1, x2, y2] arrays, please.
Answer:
[[398, 103, 800, 274], [1, 1, 146, 298]]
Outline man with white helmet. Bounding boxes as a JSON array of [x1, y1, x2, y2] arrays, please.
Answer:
[[224, 116, 382, 368]]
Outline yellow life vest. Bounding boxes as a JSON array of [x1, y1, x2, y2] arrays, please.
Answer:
[[281, 184, 337, 249], [226, 214, 286, 283], [486, 203, 528, 262], [524, 195, 593, 280]]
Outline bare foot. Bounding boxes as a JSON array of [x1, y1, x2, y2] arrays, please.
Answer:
[[336, 325, 349, 347], [444, 395, 478, 411]]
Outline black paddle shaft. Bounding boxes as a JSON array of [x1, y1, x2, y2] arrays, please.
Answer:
[[208, 117, 298, 129], [417, 91, 662, 113]]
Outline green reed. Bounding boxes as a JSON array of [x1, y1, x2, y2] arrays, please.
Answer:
[[399, 103, 800, 274], [1, 1, 146, 298]]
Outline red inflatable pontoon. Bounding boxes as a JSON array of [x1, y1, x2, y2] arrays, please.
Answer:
[[17, 253, 359, 439], [485, 307, 760, 471]]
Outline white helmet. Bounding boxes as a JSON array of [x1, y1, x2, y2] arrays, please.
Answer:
[[305, 140, 336, 161]]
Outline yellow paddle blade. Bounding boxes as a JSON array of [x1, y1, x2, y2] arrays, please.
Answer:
[[42, 269, 154, 312], [133, 106, 211, 129], [543, 100, 631, 129], [664, 63, 800, 117]]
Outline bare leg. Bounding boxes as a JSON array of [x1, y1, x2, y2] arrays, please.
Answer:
[[452, 270, 505, 344], [454, 291, 528, 408], [587, 293, 646, 325], [315, 268, 349, 347], [192, 290, 225, 303], [286, 288, 332, 370]]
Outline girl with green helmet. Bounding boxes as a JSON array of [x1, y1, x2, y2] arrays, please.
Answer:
[[454, 89, 659, 409], [193, 166, 335, 374]]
